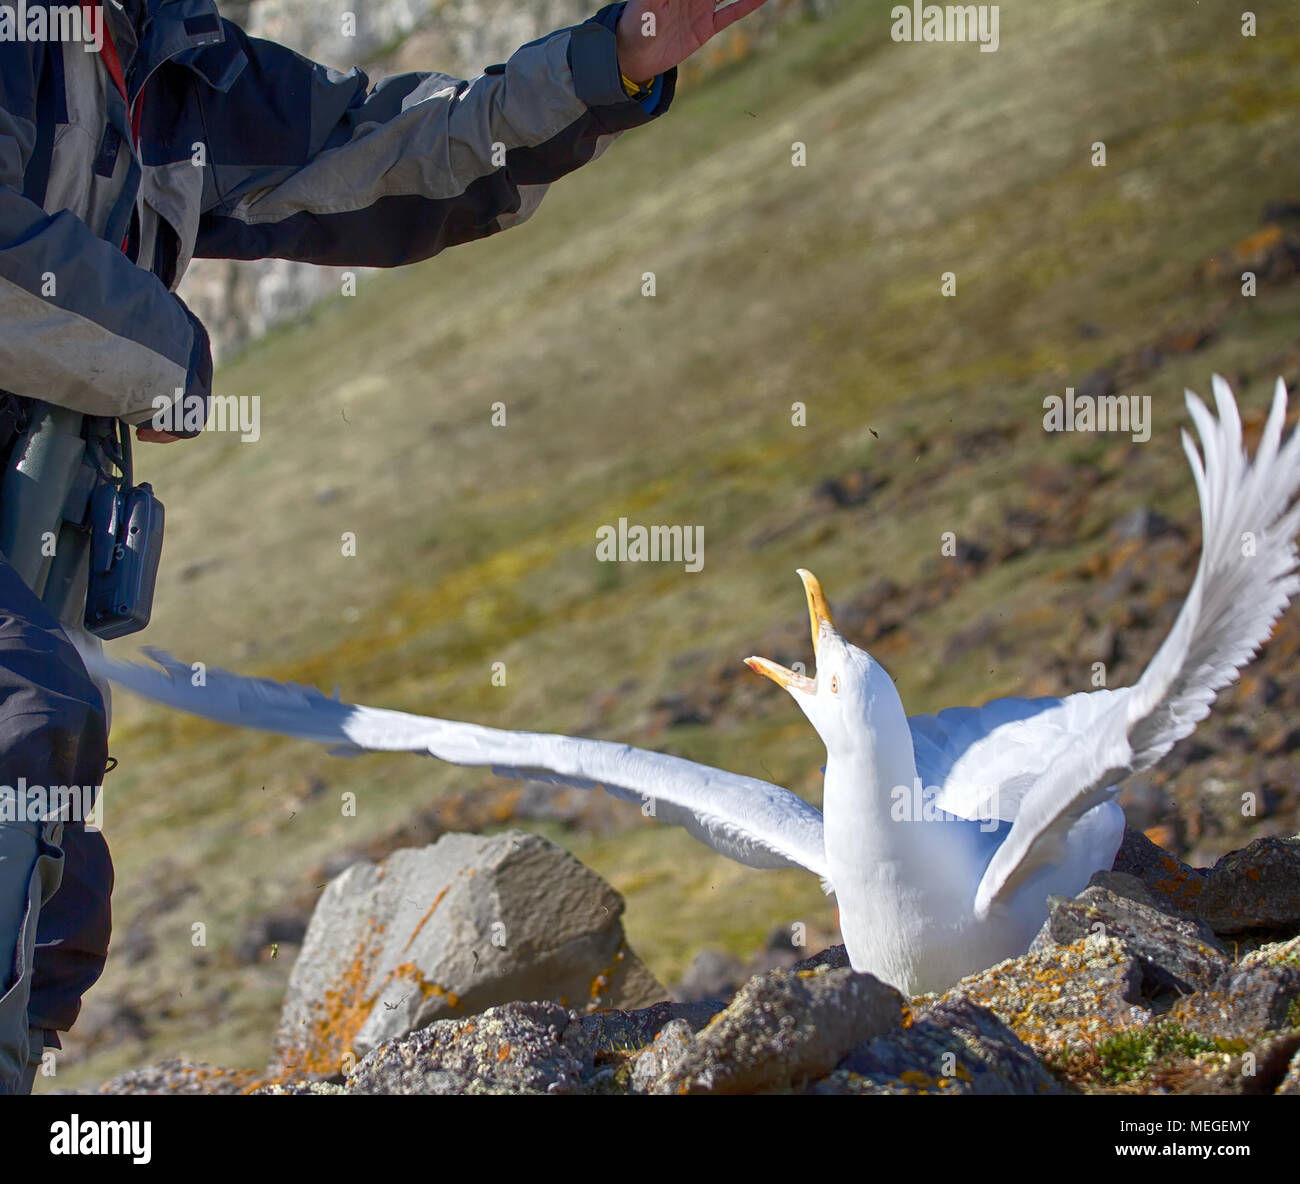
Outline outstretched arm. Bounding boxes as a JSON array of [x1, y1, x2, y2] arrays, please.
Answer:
[[193, 1, 758, 268]]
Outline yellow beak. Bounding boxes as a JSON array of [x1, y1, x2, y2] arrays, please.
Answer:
[[743, 655, 815, 693], [744, 569, 835, 694], [797, 568, 834, 655]]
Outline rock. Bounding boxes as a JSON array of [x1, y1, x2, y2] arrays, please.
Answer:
[[345, 998, 727, 1095], [1242, 935, 1300, 970], [1175, 1032, 1300, 1095], [753, 924, 807, 971], [1165, 964, 1300, 1043], [347, 1001, 594, 1095], [1279, 1045, 1300, 1094], [1196, 836, 1300, 934], [234, 908, 310, 965], [1201, 224, 1300, 286], [252, 1080, 349, 1095], [111, 921, 156, 968], [1109, 507, 1179, 543], [814, 469, 887, 508], [70, 999, 151, 1052], [1032, 881, 1227, 994], [580, 1000, 724, 1057], [98, 1060, 259, 1095], [790, 944, 852, 973], [645, 967, 903, 1094], [628, 1020, 696, 1094], [270, 831, 663, 1076], [814, 997, 1063, 1095], [945, 933, 1149, 1056], [671, 948, 746, 1002], [1110, 826, 1205, 914]]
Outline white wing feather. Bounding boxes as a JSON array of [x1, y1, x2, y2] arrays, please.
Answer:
[[84, 648, 829, 878], [917, 377, 1300, 917]]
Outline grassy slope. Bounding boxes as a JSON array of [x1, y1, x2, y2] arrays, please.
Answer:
[[47, 0, 1300, 1088]]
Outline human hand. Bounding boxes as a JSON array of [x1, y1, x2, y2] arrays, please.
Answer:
[[615, 0, 769, 82], [136, 428, 182, 443]]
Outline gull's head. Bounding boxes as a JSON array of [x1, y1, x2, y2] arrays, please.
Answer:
[[745, 569, 895, 756]]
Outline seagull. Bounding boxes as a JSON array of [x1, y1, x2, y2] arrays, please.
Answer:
[[86, 377, 1300, 994]]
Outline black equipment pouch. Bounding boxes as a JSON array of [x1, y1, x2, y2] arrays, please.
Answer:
[[84, 419, 165, 640], [0, 404, 165, 638]]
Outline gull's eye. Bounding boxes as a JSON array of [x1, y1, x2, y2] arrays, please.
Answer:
[[830, 675, 839, 695]]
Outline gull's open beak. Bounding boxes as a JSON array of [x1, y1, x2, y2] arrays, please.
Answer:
[[743, 569, 835, 694], [744, 655, 815, 693], [797, 568, 834, 656]]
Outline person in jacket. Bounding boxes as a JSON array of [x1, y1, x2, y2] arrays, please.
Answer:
[[0, 0, 770, 1094]]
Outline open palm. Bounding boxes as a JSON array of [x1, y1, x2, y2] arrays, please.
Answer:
[[616, 0, 770, 81]]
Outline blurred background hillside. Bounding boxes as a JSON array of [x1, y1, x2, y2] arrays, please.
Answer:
[[44, 0, 1300, 1089]]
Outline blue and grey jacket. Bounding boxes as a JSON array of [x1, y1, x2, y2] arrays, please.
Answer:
[[0, 0, 674, 435]]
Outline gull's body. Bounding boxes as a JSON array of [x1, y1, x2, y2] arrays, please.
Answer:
[[815, 654, 1124, 990], [88, 377, 1300, 995]]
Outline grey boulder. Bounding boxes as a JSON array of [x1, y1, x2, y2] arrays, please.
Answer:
[[270, 830, 664, 1076]]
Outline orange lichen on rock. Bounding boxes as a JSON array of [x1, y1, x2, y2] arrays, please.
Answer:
[[402, 884, 451, 955], [386, 961, 461, 1009], [289, 921, 386, 1077], [1150, 853, 1204, 912], [584, 943, 632, 1011]]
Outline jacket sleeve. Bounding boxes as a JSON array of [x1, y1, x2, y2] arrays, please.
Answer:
[[0, 44, 212, 432], [194, 3, 675, 267]]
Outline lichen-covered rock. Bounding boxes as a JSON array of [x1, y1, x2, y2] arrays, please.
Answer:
[[98, 1060, 260, 1095], [812, 997, 1063, 1095], [671, 948, 746, 1003], [790, 945, 852, 974], [1196, 837, 1300, 935], [629, 1020, 696, 1094], [1169, 1033, 1300, 1095], [270, 831, 663, 1077], [1242, 935, 1300, 970], [1031, 880, 1227, 993], [91, 830, 1300, 1095], [1278, 1045, 1300, 1094], [252, 1080, 349, 1095], [1165, 964, 1300, 1043], [942, 933, 1149, 1055], [1110, 827, 1205, 914], [579, 1000, 725, 1057], [347, 1001, 594, 1095], [645, 967, 903, 1094]]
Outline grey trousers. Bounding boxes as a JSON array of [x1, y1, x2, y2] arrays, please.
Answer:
[[0, 555, 111, 1095], [0, 818, 63, 1094]]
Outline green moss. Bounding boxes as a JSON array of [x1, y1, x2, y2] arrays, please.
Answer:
[[1092, 1023, 1240, 1085]]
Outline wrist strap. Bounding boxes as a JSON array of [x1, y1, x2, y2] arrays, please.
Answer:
[[621, 71, 653, 98]]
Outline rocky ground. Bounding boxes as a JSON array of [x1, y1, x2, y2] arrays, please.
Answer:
[[92, 826, 1300, 1095]]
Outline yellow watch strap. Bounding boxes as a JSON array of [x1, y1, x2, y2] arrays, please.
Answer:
[[621, 72, 653, 98]]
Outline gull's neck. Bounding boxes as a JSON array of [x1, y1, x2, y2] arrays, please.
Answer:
[[820, 664, 922, 857], [822, 726, 923, 864], [821, 697, 983, 993]]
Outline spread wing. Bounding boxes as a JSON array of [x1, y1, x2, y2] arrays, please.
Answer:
[[84, 648, 829, 879], [914, 377, 1300, 917]]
